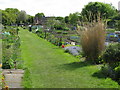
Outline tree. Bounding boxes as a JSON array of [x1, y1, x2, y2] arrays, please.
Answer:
[[113, 13, 120, 31], [65, 16, 69, 23], [68, 12, 80, 26], [27, 15, 34, 24], [35, 13, 45, 19], [5, 8, 19, 15], [2, 10, 11, 25], [17, 10, 27, 24], [2, 8, 20, 25], [34, 13, 45, 25], [46, 18, 56, 29], [55, 17, 64, 21], [107, 12, 120, 29], [5, 8, 20, 24], [81, 2, 117, 21]]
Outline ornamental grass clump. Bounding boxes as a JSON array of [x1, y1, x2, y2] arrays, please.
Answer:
[[77, 20, 106, 63]]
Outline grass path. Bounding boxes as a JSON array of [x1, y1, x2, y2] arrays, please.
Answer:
[[19, 29, 119, 88]]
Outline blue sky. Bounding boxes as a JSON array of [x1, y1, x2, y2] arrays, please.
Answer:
[[0, 0, 120, 17]]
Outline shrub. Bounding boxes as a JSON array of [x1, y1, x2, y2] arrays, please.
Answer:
[[77, 20, 106, 63], [102, 43, 120, 84], [116, 20, 120, 31], [54, 25, 63, 30], [114, 65, 120, 84], [2, 26, 22, 69], [103, 43, 120, 63], [63, 32, 68, 34], [63, 27, 69, 31]]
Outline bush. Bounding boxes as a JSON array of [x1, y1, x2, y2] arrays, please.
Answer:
[[103, 43, 120, 63], [63, 32, 68, 34], [102, 43, 120, 84], [77, 20, 106, 63], [63, 27, 69, 31], [114, 65, 120, 84], [116, 20, 120, 31], [2, 26, 22, 69], [54, 25, 63, 30]]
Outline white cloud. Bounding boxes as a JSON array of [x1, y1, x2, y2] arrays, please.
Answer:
[[0, 0, 119, 17]]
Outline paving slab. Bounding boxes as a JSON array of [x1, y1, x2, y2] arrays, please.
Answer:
[[2, 69, 24, 88]]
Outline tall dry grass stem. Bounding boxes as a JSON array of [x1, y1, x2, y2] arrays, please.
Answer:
[[77, 19, 106, 62]]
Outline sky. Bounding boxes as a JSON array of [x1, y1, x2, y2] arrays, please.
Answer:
[[0, 0, 120, 17]]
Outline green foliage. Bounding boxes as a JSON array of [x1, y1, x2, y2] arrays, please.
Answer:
[[22, 68, 32, 88], [2, 26, 22, 69], [107, 20, 116, 28], [35, 13, 45, 19], [27, 15, 34, 24], [54, 24, 63, 30], [2, 8, 20, 25], [2, 11, 12, 25], [107, 13, 120, 28], [114, 65, 120, 84], [17, 10, 27, 24], [55, 17, 64, 21], [102, 43, 120, 84], [116, 20, 120, 31], [75, 55, 83, 59], [63, 32, 68, 34], [81, 2, 117, 21], [65, 16, 69, 23], [69, 12, 80, 25], [1, 8, 35, 25], [106, 28, 115, 33], [103, 43, 120, 63]]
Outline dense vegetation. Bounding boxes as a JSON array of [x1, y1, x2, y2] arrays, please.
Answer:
[[81, 2, 117, 21], [1, 1, 120, 88], [2, 26, 22, 69], [102, 43, 120, 84]]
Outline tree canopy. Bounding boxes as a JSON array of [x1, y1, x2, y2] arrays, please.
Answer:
[[35, 13, 45, 20], [17, 10, 27, 24], [81, 2, 117, 21], [2, 8, 20, 25]]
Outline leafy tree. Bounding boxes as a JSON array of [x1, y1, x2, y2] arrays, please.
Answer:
[[116, 20, 120, 31], [35, 13, 45, 19], [113, 14, 120, 31], [5, 8, 19, 15], [68, 12, 81, 26], [55, 17, 64, 21], [17, 10, 27, 24], [5, 8, 20, 24], [2, 8, 20, 25], [46, 18, 56, 29], [1, 8, 34, 25], [27, 15, 34, 24], [2, 10, 11, 25], [107, 12, 120, 29], [81, 2, 117, 21], [34, 13, 45, 25], [65, 16, 69, 23]]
